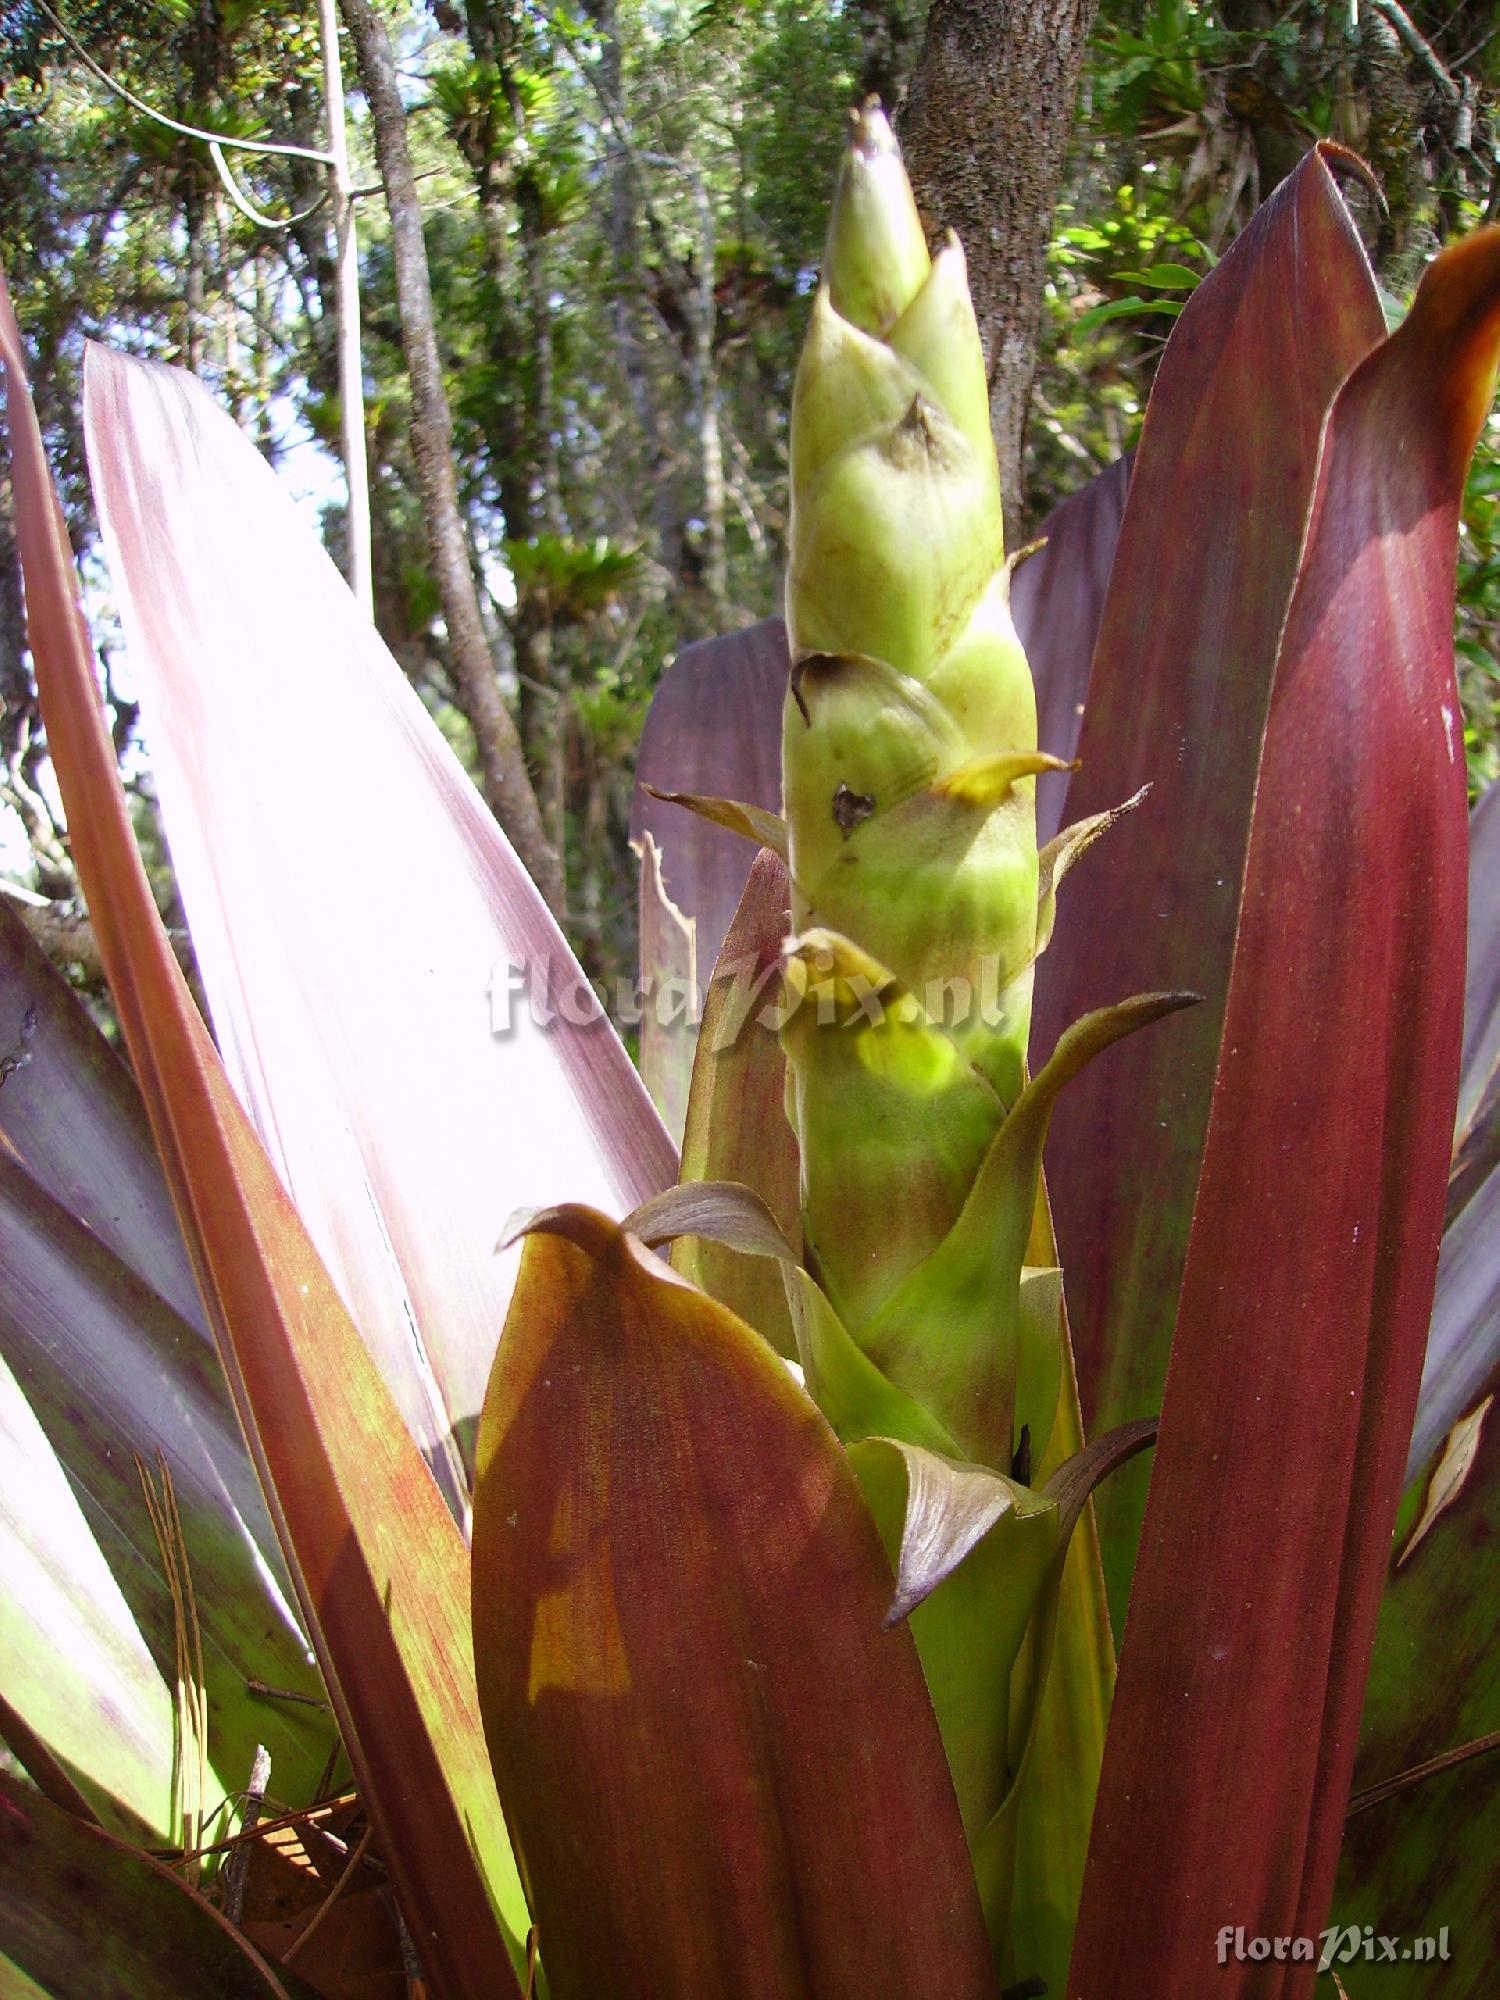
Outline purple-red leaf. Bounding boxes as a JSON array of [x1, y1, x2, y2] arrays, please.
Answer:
[[632, 618, 789, 988], [1032, 149, 1390, 1624], [84, 348, 674, 1498], [1068, 220, 1496, 1999], [1458, 776, 1500, 1140], [0, 898, 205, 1334], [1010, 453, 1133, 843], [1408, 779, 1500, 1477], [672, 848, 800, 1353], [1411, 1138, 1500, 1483], [471, 1206, 999, 2000], [0, 1770, 319, 1999]]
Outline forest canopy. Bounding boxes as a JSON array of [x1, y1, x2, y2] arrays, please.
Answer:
[[2, 0, 1498, 1006]]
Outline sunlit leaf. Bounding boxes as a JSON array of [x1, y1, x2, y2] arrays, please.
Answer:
[[84, 347, 675, 1496], [471, 1206, 1000, 2000], [634, 830, 696, 1142], [0, 1146, 327, 1835], [2, 276, 528, 2000]]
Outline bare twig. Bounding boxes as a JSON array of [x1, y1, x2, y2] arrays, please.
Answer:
[[282, 1820, 374, 1964], [221, 1743, 272, 1926], [1371, 0, 1462, 106], [37, 1, 335, 167]]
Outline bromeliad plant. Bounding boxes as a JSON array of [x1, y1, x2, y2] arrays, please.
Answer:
[[1, 103, 1498, 2000]]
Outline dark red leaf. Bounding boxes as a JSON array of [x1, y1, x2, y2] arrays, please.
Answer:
[[1010, 452, 1133, 842], [0, 897, 205, 1333], [1031, 149, 1389, 1625], [471, 1207, 999, 2000], [0, 1771, 319, 1998], [1068, 219, 1497, 2000]]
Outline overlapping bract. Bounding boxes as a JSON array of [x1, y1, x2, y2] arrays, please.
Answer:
[[783, 109, 1049, 1349]]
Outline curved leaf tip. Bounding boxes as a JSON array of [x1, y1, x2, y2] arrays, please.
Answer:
[[471, 1204, 999, 2000]]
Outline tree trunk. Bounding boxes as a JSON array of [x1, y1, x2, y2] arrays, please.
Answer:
[[337, 0, 563, 910], [583, 0, 687, 583], [899, 0, 1099, 540], [854, 0, 920, 106], [684, 166, 728, 623]]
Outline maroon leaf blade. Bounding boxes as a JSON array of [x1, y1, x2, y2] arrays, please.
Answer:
[[0, 1770, 319, 1999], [1068, 226, 1497, 1997], [471, 1206, 999, 2000], [1031, 149, 1389, 1624], [632, 619, 789, 989], [1010, 452, 1133, 843]]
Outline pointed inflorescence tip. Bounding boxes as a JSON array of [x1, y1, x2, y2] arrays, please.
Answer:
[[850, 97, 897, 160]]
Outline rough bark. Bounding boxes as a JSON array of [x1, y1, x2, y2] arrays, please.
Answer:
[[899, 0, 1099, 539], [854, 0, 921, 106], [449, 0, 573, 897], [338, 0, 564, 909]]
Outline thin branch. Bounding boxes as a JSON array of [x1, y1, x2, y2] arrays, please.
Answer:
[[38, 0, 335, 233], [1371, 0, 1463, 106], [39, 2, 335, 163], [220, 1743, 271, 1926], [207, 142, 327, 230], [282, 1821, 374, 1965]]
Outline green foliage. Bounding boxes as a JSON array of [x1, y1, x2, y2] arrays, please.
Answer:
[[1458, 426, 1500, 795], [1032, 1, 1500, 781], [4, 0, 1498, 997], [738, 0, 861, 278], [504, 532, 643, 618]]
